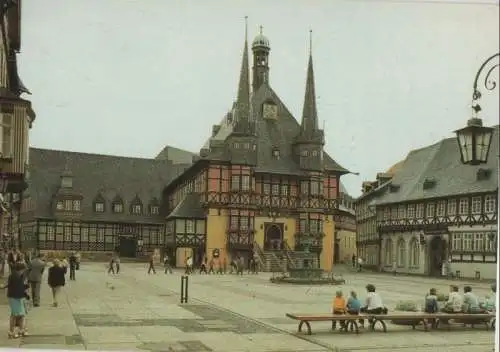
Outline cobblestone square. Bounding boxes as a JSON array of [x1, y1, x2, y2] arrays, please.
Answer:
[[0, 263, 496, 351]]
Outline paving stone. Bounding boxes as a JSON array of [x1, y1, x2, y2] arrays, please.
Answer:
[[1, 263, 495, 351]]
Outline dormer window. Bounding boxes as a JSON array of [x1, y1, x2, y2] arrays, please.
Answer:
[[95, 202, 104, 213], [312, 150, 318, 157], [477, 168, 492, 181], [272, 149, 280, 160], [130, 195, 143, 215], [56, 201, 64, 210], [113, 203, 123, 213], [149, 197, 160, 215], [301, 150, 309, 157], [423, 178, 436, 190], [73, 200, 81, 211], [93, 193, 106, 213], [389, 184, 400, 193], [132, 204, 142, 214]]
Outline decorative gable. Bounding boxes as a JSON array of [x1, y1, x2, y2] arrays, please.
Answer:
[[52, 168, 83, 215], [111, 195, 124, 213], [130, 194, 143, 215], [93, 193, 106, 213]]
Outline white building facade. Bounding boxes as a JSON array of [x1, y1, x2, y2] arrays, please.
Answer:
[[374, 127, 498, 280]]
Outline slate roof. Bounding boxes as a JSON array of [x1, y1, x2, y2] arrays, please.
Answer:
[[375, 125, 499, 205], [166, 193, 205, 219], [202, 83, 348, 175], [27, 148, 189, 223]]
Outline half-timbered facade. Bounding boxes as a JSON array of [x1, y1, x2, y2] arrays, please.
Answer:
[[1, 0, 36, 249], [20, 148, 189, 258], [355, 172, 396, 269], [161, 27, 350, 271], [334, 183, 356, 264], [372, 127, 498, 279]]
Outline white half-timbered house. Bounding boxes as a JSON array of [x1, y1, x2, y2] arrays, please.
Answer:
[[372, 126, 498, 279]]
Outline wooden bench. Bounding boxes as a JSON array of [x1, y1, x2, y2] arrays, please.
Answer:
[[437, 312, 495, 330], [286, 312, 495, 335]]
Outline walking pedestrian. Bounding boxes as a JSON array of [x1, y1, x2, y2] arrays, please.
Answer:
[[47, 259, 67, 307], [107, 257, 115, 275], [185, 256, 193, 275], [147, 253, 156, 274], [1, 262, 29, 338], [163, 254, 172, 274], [114, 255, 120, 274], [27, 253, 45, 307], [69, 252, 77, 280], [199, 258, 208, 274]]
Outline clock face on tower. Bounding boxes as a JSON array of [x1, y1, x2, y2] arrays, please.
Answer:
[[262, 103, 278, 119]]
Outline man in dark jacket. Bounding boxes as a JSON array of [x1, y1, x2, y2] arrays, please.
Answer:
[[27, 253, 46, 307], [69, 252, 77, 280]]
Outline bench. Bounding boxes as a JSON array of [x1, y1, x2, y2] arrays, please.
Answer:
[[286, 312, 495, 335], [437, 312, 495, 330]]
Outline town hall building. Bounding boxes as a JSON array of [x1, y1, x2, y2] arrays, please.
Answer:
[[161, 27, 350, 271]]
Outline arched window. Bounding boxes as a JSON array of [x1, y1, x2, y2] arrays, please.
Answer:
[[397, 239, 406, 267], [409, 238, 420, 267], [385, 239, 393, 266]]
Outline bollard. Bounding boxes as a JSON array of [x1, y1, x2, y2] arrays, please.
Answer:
[[180, 275, 189, 303]]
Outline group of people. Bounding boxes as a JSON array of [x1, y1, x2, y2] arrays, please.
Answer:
[[1, 249, 80, 339], [425, 284, 496, 314], [331, 284, 388, 330]]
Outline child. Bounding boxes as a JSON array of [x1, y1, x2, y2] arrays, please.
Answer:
[[347, 291, 361, 314], [424, 288, 439, 313], [331, 290, 346, 330]]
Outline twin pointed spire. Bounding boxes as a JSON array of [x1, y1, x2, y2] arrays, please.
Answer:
[[233, 16, 252, 134], [300, 29, 319, 137], [232, 20, 319, 139]]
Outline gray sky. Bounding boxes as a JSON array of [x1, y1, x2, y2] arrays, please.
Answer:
[[19, 0, 499, 197]]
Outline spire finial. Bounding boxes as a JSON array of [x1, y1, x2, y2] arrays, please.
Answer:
[[245, 16, 248, 42], [309, 29, 313, 56], [259, 25, 263, 35]]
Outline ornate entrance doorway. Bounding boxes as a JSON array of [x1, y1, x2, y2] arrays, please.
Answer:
[[429, 236, 447, 276], [264, 223, 283, 250]]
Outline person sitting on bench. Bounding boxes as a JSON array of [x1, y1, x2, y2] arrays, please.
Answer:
[[480, 284, 496, 312], [347, 290, 361, 315], [462, 286, 482, 313], [424, 288, 439, 313], [359, 284, 387, 328], [442, 285, 463, 313], [331, 290, 346, 330]]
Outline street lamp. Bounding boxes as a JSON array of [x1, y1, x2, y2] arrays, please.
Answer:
[[455, 53, 498, 165]]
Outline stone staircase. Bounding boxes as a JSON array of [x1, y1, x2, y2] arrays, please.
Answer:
[[262, 251, 286, 272]]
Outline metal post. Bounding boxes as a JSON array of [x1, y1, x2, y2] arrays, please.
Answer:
[[180, 275, 189, 303]]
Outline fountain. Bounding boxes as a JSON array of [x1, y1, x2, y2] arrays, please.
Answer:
[[269, 237, 345, 285]]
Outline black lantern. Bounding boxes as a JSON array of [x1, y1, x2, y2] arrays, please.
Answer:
[[455, 53, 498, 165], [455, 118, 494, 165]]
